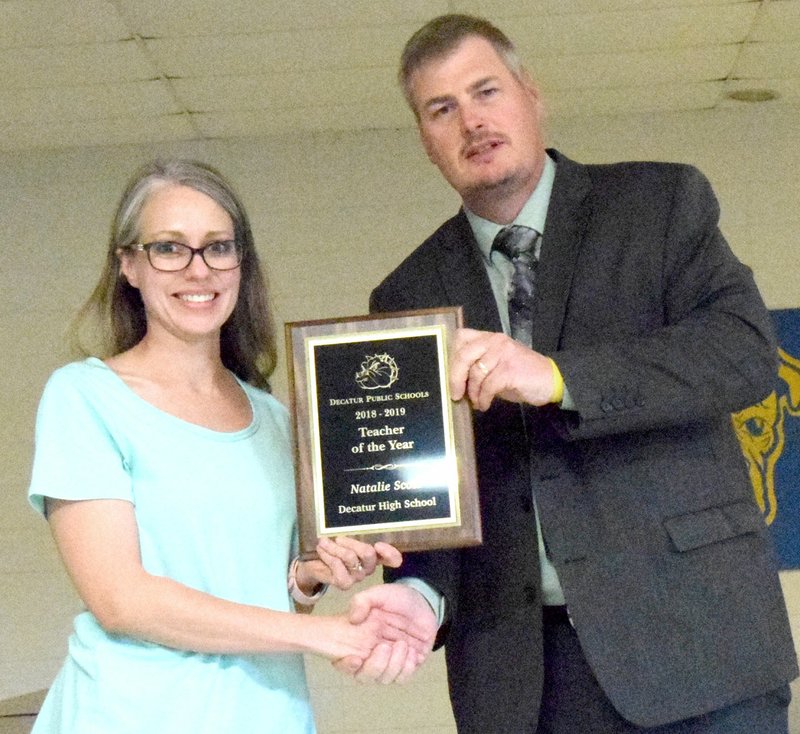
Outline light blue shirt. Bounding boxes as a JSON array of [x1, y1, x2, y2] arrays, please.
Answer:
[[29, 358, 315, 733]]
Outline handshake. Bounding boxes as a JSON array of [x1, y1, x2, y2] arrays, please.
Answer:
[[296, 537, 439, 684]]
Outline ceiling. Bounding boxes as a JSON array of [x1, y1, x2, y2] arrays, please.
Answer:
[[1, 0, 798, 153]]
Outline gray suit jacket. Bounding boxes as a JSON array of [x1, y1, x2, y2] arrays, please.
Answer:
[[372, 150, 797, 732]]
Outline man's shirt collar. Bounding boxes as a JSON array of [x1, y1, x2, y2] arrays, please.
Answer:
[[465, 153, 556, 262]]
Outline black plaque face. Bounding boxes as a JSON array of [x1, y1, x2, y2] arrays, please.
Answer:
[[311, 330, 455, 533], [285, 308, 481, 557]]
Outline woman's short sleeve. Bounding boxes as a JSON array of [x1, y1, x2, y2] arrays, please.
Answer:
[[28, 364, 134, 515]]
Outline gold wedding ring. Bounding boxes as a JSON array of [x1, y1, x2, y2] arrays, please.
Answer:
[[476, 360, 489, 375]]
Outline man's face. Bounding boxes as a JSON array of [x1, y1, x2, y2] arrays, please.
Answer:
[[408, 36, 546, 211]]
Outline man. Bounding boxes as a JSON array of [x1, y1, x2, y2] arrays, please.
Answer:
[[346, 13, 798, 733]]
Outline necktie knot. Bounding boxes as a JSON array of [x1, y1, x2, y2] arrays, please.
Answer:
[[491, 225, 540, 346], [492, 225, 539, 261]]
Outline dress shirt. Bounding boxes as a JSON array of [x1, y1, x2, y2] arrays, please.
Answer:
[[464, 153, 566, 605], [403, 153, 569, 617]]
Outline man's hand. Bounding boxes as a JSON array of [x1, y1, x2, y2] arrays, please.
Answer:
[[332, 584, 437, 684], [450, 327, 556, 411]]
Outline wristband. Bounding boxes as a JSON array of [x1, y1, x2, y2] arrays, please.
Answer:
[[547, 358, 565, 404], [287, 556, 328, 605]]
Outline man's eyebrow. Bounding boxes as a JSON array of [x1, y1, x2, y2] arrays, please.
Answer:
[[421, 76, 501, 112], [467, 76, 500, 93], [422, 93, 454, 112]]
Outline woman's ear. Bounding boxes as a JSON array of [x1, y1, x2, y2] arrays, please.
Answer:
[[117, 249, 139, 289]]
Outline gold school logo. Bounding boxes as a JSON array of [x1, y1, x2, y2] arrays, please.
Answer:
[[355, 353, 399, 390], [732, 348, 800, 524]]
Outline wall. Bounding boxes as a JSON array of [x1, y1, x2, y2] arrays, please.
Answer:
[[1, 102, 798, 732]]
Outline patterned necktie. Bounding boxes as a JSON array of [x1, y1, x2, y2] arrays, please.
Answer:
[[492, 225, 541, 346]]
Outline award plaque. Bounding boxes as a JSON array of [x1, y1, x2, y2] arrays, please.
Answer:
[[285, 307, 481, 558]]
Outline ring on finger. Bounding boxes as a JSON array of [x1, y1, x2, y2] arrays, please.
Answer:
[[476, 360, 489, 375], [349, 561, 364, 572]]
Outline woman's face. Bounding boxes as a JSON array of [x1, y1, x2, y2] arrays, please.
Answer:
[[119, 184, 241, 345]]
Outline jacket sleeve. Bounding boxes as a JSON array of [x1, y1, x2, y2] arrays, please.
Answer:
[[550, 165, 777, 441]]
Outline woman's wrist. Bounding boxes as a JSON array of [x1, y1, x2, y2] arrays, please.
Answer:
[[287, 556, 328, 606]]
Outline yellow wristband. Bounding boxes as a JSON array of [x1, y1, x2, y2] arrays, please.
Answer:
[[547, 358, 564, 404]]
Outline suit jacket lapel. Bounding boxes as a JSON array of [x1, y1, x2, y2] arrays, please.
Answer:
[[426, 151, 592, 348], [533, 151, 592, 353]]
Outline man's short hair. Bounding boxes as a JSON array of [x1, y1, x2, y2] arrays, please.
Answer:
[[399, 14, 524, 117]]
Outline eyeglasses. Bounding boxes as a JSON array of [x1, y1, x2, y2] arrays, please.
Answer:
[[124, 240, 242, 272]]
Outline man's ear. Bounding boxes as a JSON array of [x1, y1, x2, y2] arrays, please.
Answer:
[[419, 129, 435, 163], [520, 70, 541, 102], [520, 70, 545, 125]]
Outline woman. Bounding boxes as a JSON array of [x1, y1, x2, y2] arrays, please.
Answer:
[[28, 159, 409, 733]]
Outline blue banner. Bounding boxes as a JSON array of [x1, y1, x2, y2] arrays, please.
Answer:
[[732, 308, 800, 569]]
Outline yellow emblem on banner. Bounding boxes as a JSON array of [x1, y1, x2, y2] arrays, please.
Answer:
[[732, 348, 800, 524]]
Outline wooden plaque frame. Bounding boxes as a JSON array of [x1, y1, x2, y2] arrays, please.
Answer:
[[285, 307, 481, 558]]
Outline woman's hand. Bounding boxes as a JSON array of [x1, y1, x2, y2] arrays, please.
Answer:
[[295, 537, 402, 592], [305, 611, 388, 662]]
